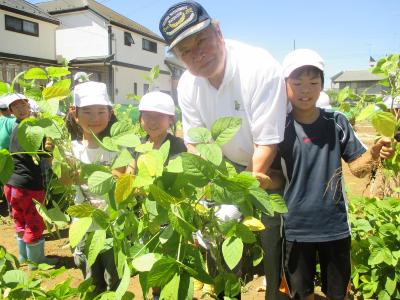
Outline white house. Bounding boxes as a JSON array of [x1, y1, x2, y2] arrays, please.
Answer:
[[38, 0, 172, 104], [0, 0, 59, 83]]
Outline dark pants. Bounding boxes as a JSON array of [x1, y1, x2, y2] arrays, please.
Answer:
[[73, 238, 120, 296], [260, 213, 290, 300]]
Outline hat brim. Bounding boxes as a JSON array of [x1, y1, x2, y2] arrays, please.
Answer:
[[169, 19, 211, 50], [284, 63, 324, 78], [139, 108, 175, 116]]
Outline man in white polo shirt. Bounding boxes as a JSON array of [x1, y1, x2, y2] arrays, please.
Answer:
[[159, 2, 288, 299]]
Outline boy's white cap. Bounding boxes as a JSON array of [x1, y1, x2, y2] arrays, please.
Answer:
[[73, 81, 112, 107], [282, 49, 325, 78], [383, 95, 400, 109], [1, 93, 28, 108], [139, 91, 175, 116], [316, 91, 332, 109]]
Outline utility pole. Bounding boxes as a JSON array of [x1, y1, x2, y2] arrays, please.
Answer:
[[293, 39, 296, 50]]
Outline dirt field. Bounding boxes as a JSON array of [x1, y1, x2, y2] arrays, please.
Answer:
[[0, 122, 377, 299]]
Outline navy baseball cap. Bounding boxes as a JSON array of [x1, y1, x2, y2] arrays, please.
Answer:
[[159, 1, 211, 49]]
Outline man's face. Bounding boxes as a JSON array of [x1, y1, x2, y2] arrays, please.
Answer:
[[174, 25, 226, 82], [9, 99, 30, 120]]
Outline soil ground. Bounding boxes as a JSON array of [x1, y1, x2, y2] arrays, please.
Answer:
[[0, 122, 376, 299]]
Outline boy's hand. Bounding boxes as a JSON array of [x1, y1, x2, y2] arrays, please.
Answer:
[[370, 138, 395, 160]]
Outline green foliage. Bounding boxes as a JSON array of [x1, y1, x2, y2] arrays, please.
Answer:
[[350, 197, 400, 299], [0, 65, 290, 299]]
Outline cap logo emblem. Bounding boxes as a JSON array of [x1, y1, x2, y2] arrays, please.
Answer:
[[163, 6, 196, 37]]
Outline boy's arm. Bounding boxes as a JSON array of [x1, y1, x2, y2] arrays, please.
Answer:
[[348, 138, 395, 178]]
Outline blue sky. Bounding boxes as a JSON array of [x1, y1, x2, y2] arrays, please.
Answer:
[[32, 0, 400, 88]]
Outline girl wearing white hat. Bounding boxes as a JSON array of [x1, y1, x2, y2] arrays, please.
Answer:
[[137, 91, 186, 157], [135, 91, 186, 300], [65, 81, 122, 296]]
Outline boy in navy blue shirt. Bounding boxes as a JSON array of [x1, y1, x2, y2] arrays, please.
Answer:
[[279, 49, 394, 300]]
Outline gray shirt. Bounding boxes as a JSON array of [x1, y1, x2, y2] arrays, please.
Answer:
[[279, 110, 366, 242]]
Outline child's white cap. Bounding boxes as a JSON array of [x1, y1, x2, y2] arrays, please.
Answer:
[[139, 91, 175, 116], [73, 81, 112, 107], [1, 93, 28, 108], [282, 49, 325, 78]]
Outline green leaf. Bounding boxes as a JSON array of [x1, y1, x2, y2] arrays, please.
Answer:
[[371, 112, 397, 137], [69, 217, 92, 248], [211, 117, 242, 145], [115, 262, 131, 300], [160, 273, 180, 300], [168, 204, 196, 240], [187, 127, 212, 143], [352, 219, 373, 233], [135, 142, 154, 153], [159, 139, 171, 164], [132, 253, 162, 272], [46, 66, 71, 78], [110, 121, 141, 147], [222, 236, 243, 270], [24, 67, 48, 80], [36, 99, 60, 116], [249, 188, 274, 216], [88, 171, 114, 195], [385, 275, 396, 296], [67, 203, 95, 218], [196, 143, 223, 166], [356, 103, 376, 122], [234, 223, 256, 243], [181, 152, 215, 186], [37, 118, 62, 139], [0, 81, 10, 95], [269, 194, 288, 213], [252, 244, 263, 266], [87, 230, 106, 267], [137, 150, 164, 178], [377, 290, 391, 300], [112, 149, 134, 169], [115, 174, 135, 203], [3, 270, 29, 285], [0, 149, 14, 184], [159, 225, 174, 244], [47, 203, 70, 226], [42, 79, 71, 101], [147, 257, 179, 287], [149, 184, 176, 209], [17, 118, 45, 152], [166, 156, 183, 173]]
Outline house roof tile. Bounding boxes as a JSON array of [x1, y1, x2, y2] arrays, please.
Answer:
[[0, 0, 59, 24]]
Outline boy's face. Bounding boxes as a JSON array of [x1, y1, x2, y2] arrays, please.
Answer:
[[286, 71, 322, 112], [9, 99, 30, 120]]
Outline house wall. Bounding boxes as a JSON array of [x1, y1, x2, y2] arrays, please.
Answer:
[[113, 65, 171, 104], [0, 10, 57, 60], [54, 11, 109, 60], [336, 81, 384, 94], [112, 26, 169, 74]]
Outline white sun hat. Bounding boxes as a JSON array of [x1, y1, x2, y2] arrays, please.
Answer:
[[1, 93, 28, 108], [139, 91, 176, 116], [73, 81, 112, 107], [282, 49, 325, 78], [316, 91, 332, 109], [383, 95, 400, 109]]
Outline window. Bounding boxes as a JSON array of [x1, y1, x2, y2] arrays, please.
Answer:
[[143, 84, 149, 94], [5, 15, 39, 36], [142, 38, 157, 53], [124, 32, 134, 46]]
